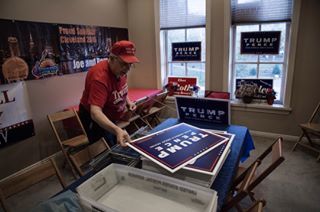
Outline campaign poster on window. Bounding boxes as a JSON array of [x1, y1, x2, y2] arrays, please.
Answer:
[[128, 123, 227, 173], [172, 41, 201, 61], [241, 31, 281, 54], [235, 79, 273, 99], [175, 96, 230, 125], [167, 76, 197, 96], [0, 82, 35, 149]]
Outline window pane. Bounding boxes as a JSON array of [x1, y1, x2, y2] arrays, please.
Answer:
[[260, 23, 286, 62], [235, 64, 258, 78], [169, 62, 186, 76], [167, 29, 185, 61], [187, 63, 205, 88], [259, 64, 283, 78], [259, 64, 283, 98], [187, 28, 206, 61], [235, 25, 259, 62]]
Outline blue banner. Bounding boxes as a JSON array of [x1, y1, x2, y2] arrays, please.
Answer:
[[241, 31, 281, 54], [175, 96, 230, 125], [172, 42, 201, 61]]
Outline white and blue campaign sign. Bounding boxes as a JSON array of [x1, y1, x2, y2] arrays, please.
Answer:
[[172, 41, 201, 61], [241, 31, 281, 54], [128, 123, 227, 173], [184, 133, 235, 175], [175, 96, 230, 125]]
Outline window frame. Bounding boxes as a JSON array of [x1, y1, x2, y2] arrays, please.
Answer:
[[161, 27, 206, 89], [230, 22, 291, 104], [223, 0, 301, 112]]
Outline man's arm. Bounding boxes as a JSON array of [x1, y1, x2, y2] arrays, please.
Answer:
[[90, 105, 131, 146]]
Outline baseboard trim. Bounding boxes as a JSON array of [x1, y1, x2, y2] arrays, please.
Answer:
[[249, 130, 299, 142]]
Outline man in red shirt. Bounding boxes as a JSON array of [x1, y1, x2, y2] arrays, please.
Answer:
[[79, 40, 139, 147]]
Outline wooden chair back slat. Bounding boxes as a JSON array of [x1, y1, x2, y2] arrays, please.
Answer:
[[69, 138, 110, 176]]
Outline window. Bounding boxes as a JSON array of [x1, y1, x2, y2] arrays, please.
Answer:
[[230, 0, 294, 105], [159, 0, 206, 89]]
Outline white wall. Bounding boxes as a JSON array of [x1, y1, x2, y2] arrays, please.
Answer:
[[0, 0, 128, 178], [127, 0, 158, 88]]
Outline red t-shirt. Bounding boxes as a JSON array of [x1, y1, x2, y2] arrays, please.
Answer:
[[80, 60, 128, 122]]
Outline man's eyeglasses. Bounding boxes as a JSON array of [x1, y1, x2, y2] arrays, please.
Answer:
[[116, 57, 135, 69]]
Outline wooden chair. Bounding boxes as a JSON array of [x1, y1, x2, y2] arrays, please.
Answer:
[[292, 102, 320, 161], [116, 98, 153, 131], [0, 157, 66, 212], [48, 109, 89, 177], [69, 138, 111, 176], [222, 137, 285, 212], [140, 91, 168, 128]]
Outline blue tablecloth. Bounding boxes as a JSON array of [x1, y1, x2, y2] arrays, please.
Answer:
[[51, 118, 254, 212], [149, 118, 255, 211]]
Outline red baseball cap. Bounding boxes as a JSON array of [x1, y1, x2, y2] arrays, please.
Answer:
[[110, 40, 140, 64]]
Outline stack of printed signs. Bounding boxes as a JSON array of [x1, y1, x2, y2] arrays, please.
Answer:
[[127, 123, 235, 188]]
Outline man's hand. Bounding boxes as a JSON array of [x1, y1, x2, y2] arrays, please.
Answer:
[[115, 128, 132, 147], [127, 101, 136, 111]]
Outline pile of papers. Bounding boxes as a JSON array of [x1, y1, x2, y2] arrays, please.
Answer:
[[127, 123, 235, 188]]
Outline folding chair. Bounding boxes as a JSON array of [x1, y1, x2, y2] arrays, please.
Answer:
[[116, 97, 153, 131], [69, 138, 111, 176], [48, 109, 89, 177], [222, 137, 285, 212], [140, 91, 168, 128], [0, 157, 66, 212], [292, 102, 320, 161]]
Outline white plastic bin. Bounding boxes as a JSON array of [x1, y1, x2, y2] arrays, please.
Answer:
[[77, 164, 217, 212]]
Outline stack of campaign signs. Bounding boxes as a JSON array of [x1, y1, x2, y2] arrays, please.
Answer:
[[127, 123, 235, 188]]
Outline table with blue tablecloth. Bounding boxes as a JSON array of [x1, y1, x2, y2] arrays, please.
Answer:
[[41, 118, 254, 212], [146, 118, 255, 211]]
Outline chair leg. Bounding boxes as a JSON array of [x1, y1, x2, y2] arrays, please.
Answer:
[[317, 154, 320, 162], [61, 149, 78, 179], [235, 203, 244, 212], [248, 191, 256, 202], [0, 189, 9, 212], [292, 133, 304, 151], [303, 129, 316, 147]]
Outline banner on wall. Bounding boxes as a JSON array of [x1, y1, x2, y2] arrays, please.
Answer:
[[0, 19, 128, 84], [0, 82, 35, 148], [241, 31, 281, 54], [172, 41, 201, 61], [58, 24, 128, 74]]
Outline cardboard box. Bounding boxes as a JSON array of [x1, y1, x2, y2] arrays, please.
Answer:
[[77, 164, 217, 212]]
